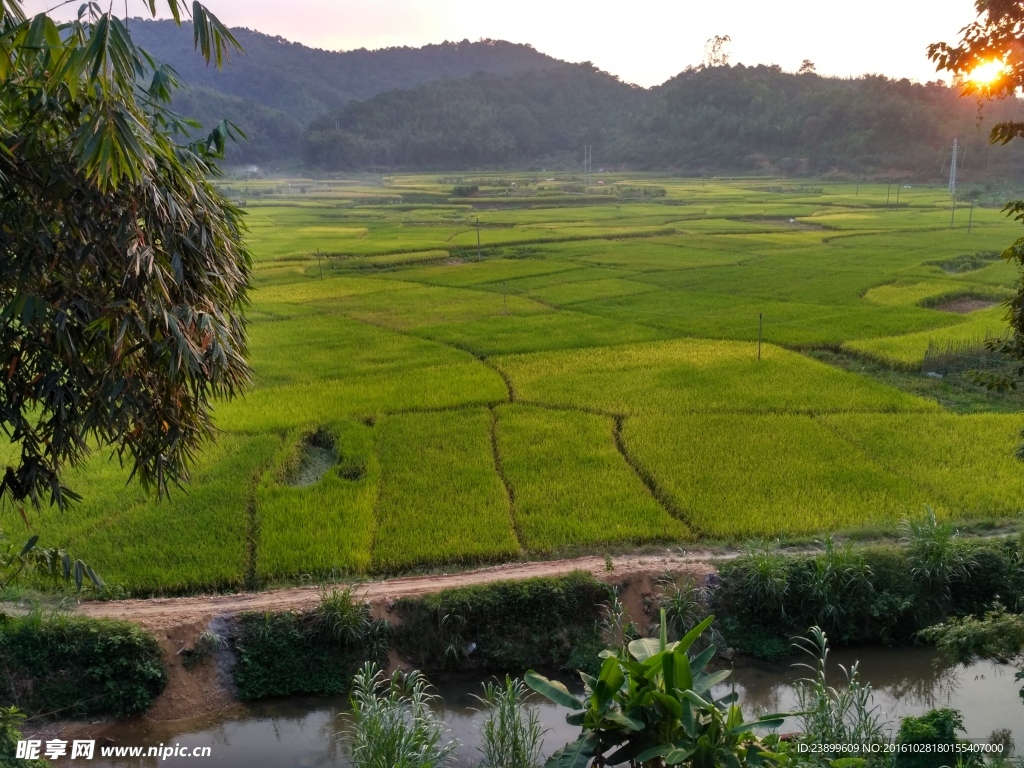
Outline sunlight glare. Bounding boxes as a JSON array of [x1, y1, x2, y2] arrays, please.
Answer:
[[967, 59, 1006, 85]]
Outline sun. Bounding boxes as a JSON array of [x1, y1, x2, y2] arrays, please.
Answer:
[[967, 59, 1006, 85]]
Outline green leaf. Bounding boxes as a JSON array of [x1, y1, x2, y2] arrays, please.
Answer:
[[543, 733, 599, 768], [526, 671, 584, 710], [628, 637, 662, 662], [633, 744, 674, 763], [666, 747, 696, 765], [18, 535, 38, 556], [652, 690, 684, 718], [676, 615, 715, 655], [593, 655, 625, 708], [693, 668, 731, 695]]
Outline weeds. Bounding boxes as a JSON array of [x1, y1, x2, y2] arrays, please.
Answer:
[[347, 663, 457, 768], [474, 676, 545, 768], [900, 509, 975, 605], [793, 626, 888, 748], [181, 630, 228, 669]]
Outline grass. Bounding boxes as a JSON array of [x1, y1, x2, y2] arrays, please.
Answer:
[[843, 304, 1011, 368], [622, 413, 931, 538], [9, 176, 1022, 592], [495, 339, 939, 416], [820, 413, 1024, 519], [494, 405, 689, 551], [371, 409, 519, 571], [257, 422, 379, 580]]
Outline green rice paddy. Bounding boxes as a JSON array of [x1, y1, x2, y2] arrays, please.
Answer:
[[11, 176, 1024, 592]]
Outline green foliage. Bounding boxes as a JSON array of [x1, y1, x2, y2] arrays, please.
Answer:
[[180, 630, 228, 669], [13, 178, 1024, 591], [347, 663, 457, 768], [527, 612, 783, 768], [899, 510, 975, 608], [392, 573, 612, 673], [475, 675, 545, 768], [717, 534, 1024, 657], [0, 707, 47, 768], [0, 611, 166, 718], [0, 531, 102, 593], [232, 590, 390, 700], [931, 5, 1024, 396], [921, 603, 1024, 703], [792, 628, 887, 749], [0, 0, 250, 509], [894, 709, 972, 768]]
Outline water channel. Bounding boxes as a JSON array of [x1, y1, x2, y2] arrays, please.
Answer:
[[42, 646, 1023, 767]]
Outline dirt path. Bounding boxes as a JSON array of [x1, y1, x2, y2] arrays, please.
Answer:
[[74, 550, 734, 631]]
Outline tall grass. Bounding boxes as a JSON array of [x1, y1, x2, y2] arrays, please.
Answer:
[[793, 627, 888, 747], [347, 663, 457, 768], [474, 676, 545, 768]]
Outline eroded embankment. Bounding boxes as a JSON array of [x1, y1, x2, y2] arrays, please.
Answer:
[[74, 552, 718, 721]]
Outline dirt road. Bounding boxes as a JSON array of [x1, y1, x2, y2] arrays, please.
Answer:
[[74, 549, 733, 631]]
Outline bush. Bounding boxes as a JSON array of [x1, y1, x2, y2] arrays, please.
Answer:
[[391, 572, 612, 673], [0, 612, 166, 719], [232, 587, 390, 700], [895, 709, 975, 768], [716, 533, 1024, 658]]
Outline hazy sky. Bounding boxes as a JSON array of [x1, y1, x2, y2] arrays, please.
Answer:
[[25, 0, 978, 86]]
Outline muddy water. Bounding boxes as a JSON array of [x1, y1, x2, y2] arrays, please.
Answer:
[[37, 647, 1022, 768]]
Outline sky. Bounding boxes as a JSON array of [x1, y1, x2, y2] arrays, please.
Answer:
[[24, 0, 978, 87]]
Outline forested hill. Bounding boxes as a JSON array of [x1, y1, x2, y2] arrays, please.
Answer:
[[304, 63, 641, 169], [306, 64, 1024, 178], [135, 20, 1024, 177], [129, 21, 561, 162]]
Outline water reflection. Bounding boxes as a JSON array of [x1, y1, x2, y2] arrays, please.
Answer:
[[30, 647, 1022, 768]]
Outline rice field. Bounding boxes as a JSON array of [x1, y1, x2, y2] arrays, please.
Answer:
[[8, 176, 1024, 593]]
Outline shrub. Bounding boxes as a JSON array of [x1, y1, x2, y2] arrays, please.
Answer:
[[716, 534, 1024, 658], [0, 611, 166, 719], [232, 588, 390, 700], [391, 572, 612, 673]]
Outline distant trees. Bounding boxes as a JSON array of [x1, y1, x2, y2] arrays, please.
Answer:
[[302, 62, 1024, 177], [703, 34, 732, 67], [1, 0, 251, 509], [929, 1, 1024, 398]]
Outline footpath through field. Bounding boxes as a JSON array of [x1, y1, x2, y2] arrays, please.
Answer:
[[74, 550, 736, 631]]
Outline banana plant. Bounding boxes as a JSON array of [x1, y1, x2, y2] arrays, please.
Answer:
[[526, 612, 784, 768]]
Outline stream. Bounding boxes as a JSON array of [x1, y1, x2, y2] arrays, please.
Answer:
[[33, 646, 1022, 767]]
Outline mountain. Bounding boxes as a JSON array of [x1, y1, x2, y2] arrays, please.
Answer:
[[130, 21, 562, 163], [134, 21, 1024, 178], [306, 63, 1024, 179], [304, 62, 641, 169], [621, 65, 1024, 177]]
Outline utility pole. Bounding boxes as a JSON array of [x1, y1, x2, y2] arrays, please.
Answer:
[[476, 218, 482, 262], [886, 182, 891, 207], [950, 197, 957, 229], [948, 138, 959, 197], [967, 200, 975, 233], [317, 248, 323, 281], [895, 185, 900, 210], [757, 313, 763, 362]]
